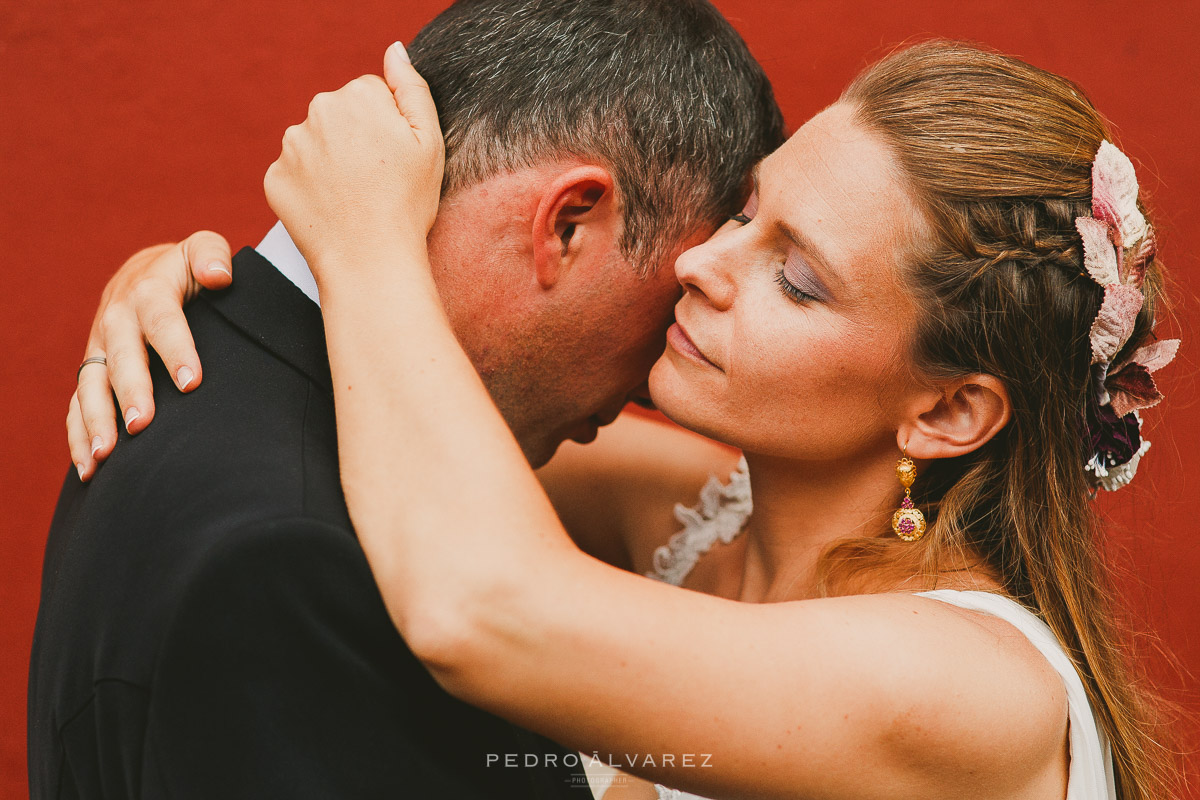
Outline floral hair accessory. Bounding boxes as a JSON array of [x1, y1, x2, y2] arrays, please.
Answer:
[[1078, 141, 1179, 491], [1090, 141, 1149, 249]]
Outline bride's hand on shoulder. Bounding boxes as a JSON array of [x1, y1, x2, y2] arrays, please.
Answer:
[[68, 231, 234, 480], [263, 42, 444, 290]]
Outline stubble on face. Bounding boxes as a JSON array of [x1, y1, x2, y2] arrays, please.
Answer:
[[495, 252, 688, 467], [422, 167, 708, 467]]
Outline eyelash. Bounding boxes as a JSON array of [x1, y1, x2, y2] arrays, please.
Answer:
[[731, 211, 818, 304], [775, 270, 817, 303]]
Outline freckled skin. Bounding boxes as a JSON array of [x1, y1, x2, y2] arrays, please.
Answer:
[[650, 103, 931, 463]]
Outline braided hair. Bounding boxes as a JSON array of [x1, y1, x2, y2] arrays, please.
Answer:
[[821, 40, 1177, 800]]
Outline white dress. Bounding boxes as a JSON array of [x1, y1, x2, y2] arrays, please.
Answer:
[[644, 459, 1117, 800]]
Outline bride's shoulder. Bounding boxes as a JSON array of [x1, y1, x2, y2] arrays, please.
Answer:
[[811, 591, 1069, 772], [537, 412, 742, 573], [821, 590, 1066, 682]]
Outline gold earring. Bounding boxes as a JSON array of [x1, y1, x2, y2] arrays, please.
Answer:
[[891, 446, 926, 542]]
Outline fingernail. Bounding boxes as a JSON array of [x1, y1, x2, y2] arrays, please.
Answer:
[[124, 407, 141, 430], [76, 463, 87, 481], [90, 436, 103, 458], [391, 41, 410, 64], [206, 262, 232, 278], [177, 366, 194, 391]]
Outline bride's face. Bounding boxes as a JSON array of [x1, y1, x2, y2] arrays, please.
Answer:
[[649, 102, 931, 460]]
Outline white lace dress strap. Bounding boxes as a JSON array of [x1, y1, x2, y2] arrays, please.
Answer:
[[916, 590, 1118, 800], [646, 457, 752, 587]]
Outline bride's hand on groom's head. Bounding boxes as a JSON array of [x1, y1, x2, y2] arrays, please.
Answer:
[[68, 231, 232, 481], [263, 42, 445, 287]]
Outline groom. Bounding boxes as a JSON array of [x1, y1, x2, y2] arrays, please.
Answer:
[[29, 1, 783, 798]]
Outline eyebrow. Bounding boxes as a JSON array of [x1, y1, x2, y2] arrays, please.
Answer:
[[752, 163, 843, 297]]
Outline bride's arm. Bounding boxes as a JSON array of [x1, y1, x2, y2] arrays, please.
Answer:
[[61, 236, 735, 568], [264, 48, 1062, 800], [60, 246, 738, 573], [60, 239, 735, 569]]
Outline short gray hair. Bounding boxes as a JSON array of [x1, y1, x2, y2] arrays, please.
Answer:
[[409, 0, 785, 272]]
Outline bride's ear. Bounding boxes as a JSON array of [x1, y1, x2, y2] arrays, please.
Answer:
[[898, 374, 1011, 460], [531, 166, 616, 290]]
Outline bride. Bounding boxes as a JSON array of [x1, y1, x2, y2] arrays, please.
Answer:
[[66, 40, 1179, 800]]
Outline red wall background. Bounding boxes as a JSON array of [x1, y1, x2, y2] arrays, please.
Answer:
[[2, 1, 1197, 796]]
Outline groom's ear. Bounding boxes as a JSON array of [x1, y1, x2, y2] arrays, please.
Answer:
[[531, 166, 617, 290]]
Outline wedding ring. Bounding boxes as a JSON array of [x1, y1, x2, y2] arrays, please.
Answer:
[[77, 356, 108, 382]]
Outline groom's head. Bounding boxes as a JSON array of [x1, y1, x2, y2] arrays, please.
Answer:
[[408, 0, 784, 465]]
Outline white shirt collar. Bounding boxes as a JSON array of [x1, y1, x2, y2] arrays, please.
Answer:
[[256, 220, 320, 306]]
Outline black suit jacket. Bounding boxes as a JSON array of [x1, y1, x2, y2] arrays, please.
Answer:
[[29, 248, 587, 799]]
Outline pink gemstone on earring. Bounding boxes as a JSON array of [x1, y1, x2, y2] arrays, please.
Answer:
[[901, 496, 914, 509], [898, 518, 916, 534]]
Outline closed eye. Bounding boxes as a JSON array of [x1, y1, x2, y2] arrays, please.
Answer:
[[775, 270, 818, 304]]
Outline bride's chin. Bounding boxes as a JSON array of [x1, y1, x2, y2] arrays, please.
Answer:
[[647, 355, 681, 410], [648, 357, 722, 436]]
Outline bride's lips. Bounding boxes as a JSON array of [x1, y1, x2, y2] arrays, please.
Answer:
[[667, 322, 719, 370]]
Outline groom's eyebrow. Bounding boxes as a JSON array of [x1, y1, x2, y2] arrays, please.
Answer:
[[753, 163, 842, 296]]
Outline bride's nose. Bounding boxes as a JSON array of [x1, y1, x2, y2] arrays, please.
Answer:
[[673, 225, 741, 311]]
